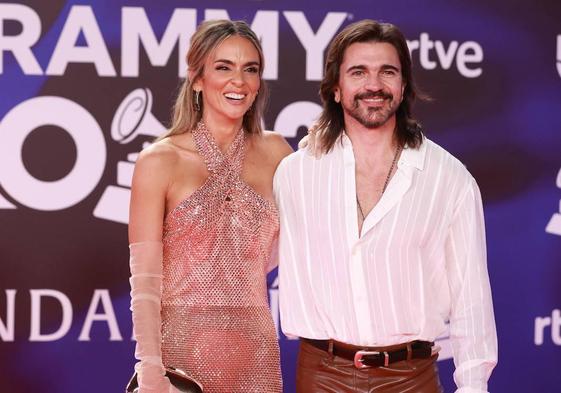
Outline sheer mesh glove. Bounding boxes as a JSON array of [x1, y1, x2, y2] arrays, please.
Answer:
[[129, 241, 178, 393]]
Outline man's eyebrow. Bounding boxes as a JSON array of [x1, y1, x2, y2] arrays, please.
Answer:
[[214, 59, 234, 65], [345, 64, 401, 73], [380, 64, 400, 72], [346, 64, 367, 73]]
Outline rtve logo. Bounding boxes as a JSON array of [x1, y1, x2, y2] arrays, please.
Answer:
[[535, 309, 561, 346]]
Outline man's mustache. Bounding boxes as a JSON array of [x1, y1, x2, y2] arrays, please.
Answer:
[[354, 90, 393, 101]]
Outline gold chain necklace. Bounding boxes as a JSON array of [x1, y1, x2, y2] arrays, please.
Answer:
[[357, 144, 402, 221]]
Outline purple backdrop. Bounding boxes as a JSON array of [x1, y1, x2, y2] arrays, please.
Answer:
[[1, 1, 560, 392]]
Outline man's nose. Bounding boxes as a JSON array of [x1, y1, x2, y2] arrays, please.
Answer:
[[364, 73, 383, 90]]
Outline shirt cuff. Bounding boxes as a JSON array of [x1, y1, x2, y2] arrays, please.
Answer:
[[455, 388, 488, 393]]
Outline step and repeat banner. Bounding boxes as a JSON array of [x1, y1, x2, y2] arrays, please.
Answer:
[[1, 0, 560, 392]]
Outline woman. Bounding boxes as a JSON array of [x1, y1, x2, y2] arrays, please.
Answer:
[[128, 20, 292, 393]]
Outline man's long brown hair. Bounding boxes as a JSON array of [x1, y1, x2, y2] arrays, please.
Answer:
[[316, 20, 424, 153]]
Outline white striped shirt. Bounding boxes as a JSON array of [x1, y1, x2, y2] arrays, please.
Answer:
[[274, 134, 497, 392]]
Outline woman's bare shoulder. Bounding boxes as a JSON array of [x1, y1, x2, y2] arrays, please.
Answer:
[[135, 139, 181, 174], [257, 130, 293, 163], [138, 133, 199, 169]]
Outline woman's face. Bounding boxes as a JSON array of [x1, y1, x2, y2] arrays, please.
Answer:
[[194, 35, 261, 127]]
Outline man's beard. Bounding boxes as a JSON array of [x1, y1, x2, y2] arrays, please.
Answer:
[[343, 90, 399, 129]]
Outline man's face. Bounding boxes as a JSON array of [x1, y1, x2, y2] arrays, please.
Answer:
[[334, 41, 405, 129]]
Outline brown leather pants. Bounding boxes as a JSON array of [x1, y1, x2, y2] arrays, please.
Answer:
[[296, 339, 444, 393]]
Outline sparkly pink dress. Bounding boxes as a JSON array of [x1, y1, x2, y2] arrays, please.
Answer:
[[160, 122, 282, 393]]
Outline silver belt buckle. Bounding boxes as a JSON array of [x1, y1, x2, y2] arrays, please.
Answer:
[[354, 350, 388, 368]]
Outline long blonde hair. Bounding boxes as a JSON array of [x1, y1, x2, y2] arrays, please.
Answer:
[[159, 20, 267, 140]]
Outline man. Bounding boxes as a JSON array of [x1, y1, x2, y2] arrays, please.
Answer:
[[274, 20, 497, 392]]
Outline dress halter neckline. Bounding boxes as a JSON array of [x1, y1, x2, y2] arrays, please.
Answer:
[[192, 121, 245, 174]]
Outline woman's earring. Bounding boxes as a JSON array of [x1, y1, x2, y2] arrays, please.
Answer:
[[194, 90, 201, 112]]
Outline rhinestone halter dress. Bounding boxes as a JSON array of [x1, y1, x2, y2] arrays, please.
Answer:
[[160, 122, 282, 393]]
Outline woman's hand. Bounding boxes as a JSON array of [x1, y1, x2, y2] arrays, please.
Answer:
[[297, 123, 322, 158]]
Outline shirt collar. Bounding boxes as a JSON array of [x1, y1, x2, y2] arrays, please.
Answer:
[[399, 135, 427, 171], [340, 132, 427, 171], [340, 132, 352, 149]]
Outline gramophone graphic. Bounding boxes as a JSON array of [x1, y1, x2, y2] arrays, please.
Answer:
[[93, 88, 165, 224]]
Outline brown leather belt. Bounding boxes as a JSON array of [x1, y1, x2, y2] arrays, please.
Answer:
[[301, 338, 435, 369]]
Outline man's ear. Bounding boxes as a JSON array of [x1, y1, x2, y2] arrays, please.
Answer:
[[334, 87, 341, 103]]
